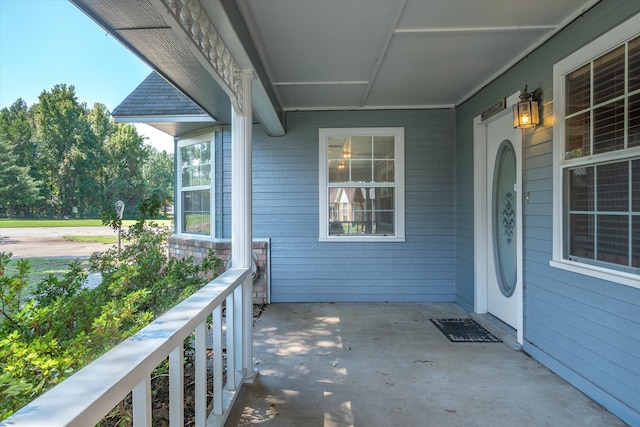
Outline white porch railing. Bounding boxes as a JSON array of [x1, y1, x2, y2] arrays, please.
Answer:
[[0, 267, 255, 427]]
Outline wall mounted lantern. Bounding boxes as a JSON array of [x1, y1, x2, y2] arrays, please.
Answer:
[[513, 86, 542, 129]]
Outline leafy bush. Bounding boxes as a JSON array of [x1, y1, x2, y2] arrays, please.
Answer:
[[0, 201, 220, 419]]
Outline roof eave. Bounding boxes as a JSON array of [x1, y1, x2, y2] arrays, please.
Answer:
[[70, 0, 285, 136]]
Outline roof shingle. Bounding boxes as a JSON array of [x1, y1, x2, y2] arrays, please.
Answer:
[[112, 72, 208, 117]]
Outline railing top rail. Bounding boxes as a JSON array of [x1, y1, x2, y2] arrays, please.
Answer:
[[1, 267, 251, 427]]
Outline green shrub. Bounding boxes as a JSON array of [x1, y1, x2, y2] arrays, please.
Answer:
[[0, 200, 220, 419]]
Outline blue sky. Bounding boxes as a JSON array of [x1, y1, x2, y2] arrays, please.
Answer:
[[0, 0, 173, 151]]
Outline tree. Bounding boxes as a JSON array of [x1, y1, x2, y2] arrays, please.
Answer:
[[86, 103, 111, 145], [0, 101, 40, 217], [142, 146, 174, 214], [0, 100, 36, 169], [86, 103, 111, 203], [32, 84, 88, 216], [73, 104, 109, 217], [0, 138, 39, 217], [104, 123, 148, 216], [1, 85, 158, 218]]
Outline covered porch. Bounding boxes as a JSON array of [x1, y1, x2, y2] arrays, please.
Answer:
[[2, 0, 638, 425], [227, 302, 624, 426]]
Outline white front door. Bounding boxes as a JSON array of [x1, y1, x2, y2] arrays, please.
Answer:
[[485, 113, 521, 329]]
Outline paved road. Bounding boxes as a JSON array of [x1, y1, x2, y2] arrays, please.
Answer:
[[0, 227, 119, 258]]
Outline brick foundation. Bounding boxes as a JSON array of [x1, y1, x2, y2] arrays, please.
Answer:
[[168, 236, 269, 304]]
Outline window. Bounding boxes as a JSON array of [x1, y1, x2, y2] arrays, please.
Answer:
[[319, 128, 405, 242], [177, 131, 214, 236], [553, 13, 640, 287]]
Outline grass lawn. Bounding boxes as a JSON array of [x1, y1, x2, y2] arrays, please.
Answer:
[[63, 235, 119, 244], [0, 219, 173, 228], [5, 257, 92, 300]]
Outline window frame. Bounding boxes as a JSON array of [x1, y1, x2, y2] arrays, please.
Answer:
[[552, 13, 640, 289], [318, 127, 405, 242], [176, 130, 216, 237]]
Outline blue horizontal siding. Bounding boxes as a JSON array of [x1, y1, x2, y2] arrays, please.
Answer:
[[250, 109, 455, 302]]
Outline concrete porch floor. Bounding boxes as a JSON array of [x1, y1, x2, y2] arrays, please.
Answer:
[[225, 303, 626, 426]]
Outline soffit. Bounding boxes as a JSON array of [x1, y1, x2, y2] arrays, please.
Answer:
[[238, 0, 598, 109], [71, 0, 232, 125]]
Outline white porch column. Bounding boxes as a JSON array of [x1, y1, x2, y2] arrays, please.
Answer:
[[231, 70, 256, 382]]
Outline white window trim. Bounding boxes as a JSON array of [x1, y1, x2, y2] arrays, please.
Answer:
[[319, 127, 405, 242], [551, 12, 640, 289], [176, 130, 216, 238]]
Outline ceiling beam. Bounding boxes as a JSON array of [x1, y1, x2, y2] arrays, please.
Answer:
[[220, 0, 284, 136], [359, 0, 407, 108], [395, 25, 558, 34]]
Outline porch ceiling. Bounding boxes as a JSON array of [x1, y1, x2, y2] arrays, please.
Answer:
[[238, 0, 597, 109], [70, 0, 597, 135]]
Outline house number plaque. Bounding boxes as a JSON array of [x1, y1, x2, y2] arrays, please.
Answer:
[[481, 98, 507, 121]]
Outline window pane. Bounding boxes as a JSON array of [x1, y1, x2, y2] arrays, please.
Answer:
[[200, 164, 211, 185], [351, 160, 372, 182], [328, 137, 348, 160], [328, 159, 349, 183], [569, 214, 594, 259], [593, 46, 625, 105], [597, 162, 628, 211], [375, 187, 395, 235], [633, 160, 640, 212], [629, 93, 640, 148], [597, 215, 628, 265], [351, 136, 372, 160], [629, 35, 640, 92], [593, 100, 625, 154], [182, 166, 193, 187], [565, 112, 590, 159], [182, 189, 210, 235], [566, 64, 590, 115], [633, 216, 640, 268], [374, 136, 394, 159], [327, 187, 394, 236], [181, 142, 211, 187], [374, 160, 394, 182], [569, 167, 594, 211]]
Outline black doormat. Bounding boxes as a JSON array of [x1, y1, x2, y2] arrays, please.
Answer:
[[430, 318, 502, 343]]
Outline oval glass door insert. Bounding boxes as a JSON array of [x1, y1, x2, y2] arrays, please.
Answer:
[[493, 140, 517, 297]]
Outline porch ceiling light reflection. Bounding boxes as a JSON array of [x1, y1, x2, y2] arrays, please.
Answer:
[[513, 85, 542, 129]]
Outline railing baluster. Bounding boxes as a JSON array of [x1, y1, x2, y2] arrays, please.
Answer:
[[234, 283, 244, 387], [195, 321, 207, 427], [225, 292, 236, 391], [212, 305, 224, 415], [242, 275, 255, 382], [169, 345, 184, 427], [132, 377, 152, 427]]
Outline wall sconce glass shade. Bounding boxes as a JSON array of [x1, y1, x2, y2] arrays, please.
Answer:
[[513, 86, 541, 129]]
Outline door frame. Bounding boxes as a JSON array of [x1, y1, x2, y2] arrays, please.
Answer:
[[473, 91, 524, 344]]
